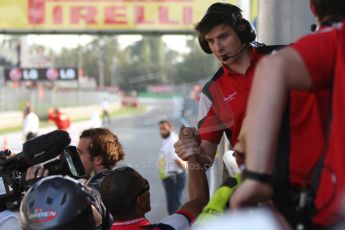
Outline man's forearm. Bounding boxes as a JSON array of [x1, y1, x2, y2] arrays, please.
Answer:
[[244, 56, 289, 174], [199, 140, 218, 169], [188, 155, 209, 201], [179, 155, 209, 216]]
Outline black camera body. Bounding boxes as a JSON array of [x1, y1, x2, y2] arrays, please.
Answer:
[[0, 130, 85, 210]]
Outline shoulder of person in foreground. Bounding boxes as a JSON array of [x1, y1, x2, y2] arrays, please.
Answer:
[[0, 210, 21, 230], [85, 182, 113, 230], [87, 169, 113, 191]]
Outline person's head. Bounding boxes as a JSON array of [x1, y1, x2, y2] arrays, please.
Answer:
[[78, 128, 124, 176], [309, 0, 345, 23], [20, 176, 96, 230], [195, 2, 256, 64], [159, 120, 173, 139], [101, 167, 151, 220], [191, 84, 202, 101], [24, 106, 31, 116]]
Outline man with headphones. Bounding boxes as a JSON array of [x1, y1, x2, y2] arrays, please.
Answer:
[[174, 2, 264, 166]]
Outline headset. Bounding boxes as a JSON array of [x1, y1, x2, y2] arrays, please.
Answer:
[[198, 3, 256, 54]]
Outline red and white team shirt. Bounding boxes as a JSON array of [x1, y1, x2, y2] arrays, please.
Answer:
[[198, 47, 263, 146], [110, 210, 194, 230], [292, 20, 345, 226]]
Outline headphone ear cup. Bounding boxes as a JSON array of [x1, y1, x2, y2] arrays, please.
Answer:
[[198, 34, 212, 54], [236, 19, 256, 44]]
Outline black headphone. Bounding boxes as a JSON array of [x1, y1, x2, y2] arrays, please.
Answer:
[[198, 3, 256, 54]]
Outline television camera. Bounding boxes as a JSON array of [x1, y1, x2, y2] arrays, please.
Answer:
[[0, 130, 85, 210]]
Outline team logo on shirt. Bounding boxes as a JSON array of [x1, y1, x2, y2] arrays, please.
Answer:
[[223, 92, 237, 102]]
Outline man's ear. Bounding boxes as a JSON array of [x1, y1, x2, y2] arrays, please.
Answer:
[[94, 155, 103, 166], [136, 195, 146, 209]]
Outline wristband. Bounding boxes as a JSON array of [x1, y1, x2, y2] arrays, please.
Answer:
[[242, 168, 273, 183]]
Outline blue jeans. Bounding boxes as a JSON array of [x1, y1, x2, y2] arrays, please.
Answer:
[[162, 172, 186, 215]]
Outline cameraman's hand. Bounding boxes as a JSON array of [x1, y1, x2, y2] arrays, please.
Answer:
[[92, 205, 102, 227], [25, 166, 49, 181]]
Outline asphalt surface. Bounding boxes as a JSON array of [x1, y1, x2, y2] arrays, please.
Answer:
[[1, 98, 188, 223]]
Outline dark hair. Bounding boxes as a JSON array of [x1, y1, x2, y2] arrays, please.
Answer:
[[100, 167, 145, 219], [80, 128, 124, 169], [24, 106, 31, 114], [311, 0, 345, 21], [195, 3, 243, 34], [159, 120, 172, 128]]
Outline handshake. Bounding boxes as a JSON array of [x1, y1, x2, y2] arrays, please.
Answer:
[[174, 126, 200, 160], [174, 126, 213, 166]]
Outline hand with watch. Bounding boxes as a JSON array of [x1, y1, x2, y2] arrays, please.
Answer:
[[230, 168, 274, 208]]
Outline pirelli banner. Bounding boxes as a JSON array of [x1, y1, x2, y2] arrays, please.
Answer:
[[0, 0, 251, 34]]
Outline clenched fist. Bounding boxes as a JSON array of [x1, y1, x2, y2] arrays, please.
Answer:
[[174, 126, 201, 161]]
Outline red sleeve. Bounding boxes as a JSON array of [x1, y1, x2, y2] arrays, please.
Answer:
[[197, 93, 224, 144], [291, 27, 338, 89], [176, 209, 196, 223]]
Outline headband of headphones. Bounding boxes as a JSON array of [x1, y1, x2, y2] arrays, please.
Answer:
[[197, 3, 256, 54]]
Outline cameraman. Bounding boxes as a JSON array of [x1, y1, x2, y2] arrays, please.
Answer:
[[77, 128, 125, 188], [25, 128, 125, 230], [0, 151, 24, 230], [78, 128, 125, 230], [26, 128, 125, 185]]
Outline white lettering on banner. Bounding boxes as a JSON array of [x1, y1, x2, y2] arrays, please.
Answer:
[[60, 68, 76, 80], [23, 69, 39, 80]]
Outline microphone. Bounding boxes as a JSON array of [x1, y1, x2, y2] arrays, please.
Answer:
[[21, 130, 71, 166], [311, 24, 318, 32], [222, 44, 246, 61]]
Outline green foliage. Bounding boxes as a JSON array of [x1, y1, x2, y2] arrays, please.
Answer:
[[115, 35, 219, 90], [173, 37, 219, 84], [115, 36, 167, 91], [54, 36, 121, 87], [53, 35, 220, 91], [54, 47, 78, 67]]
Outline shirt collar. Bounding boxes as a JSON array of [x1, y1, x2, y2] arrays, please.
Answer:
[[221, 46, 258, 76], [112, 217, 150, 226]]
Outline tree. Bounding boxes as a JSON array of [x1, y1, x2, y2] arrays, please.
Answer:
[[55, 47, 78, 67], [115, 35, 169, 91], [173, 36, 219, 84], [53, 35, 219, 90]]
